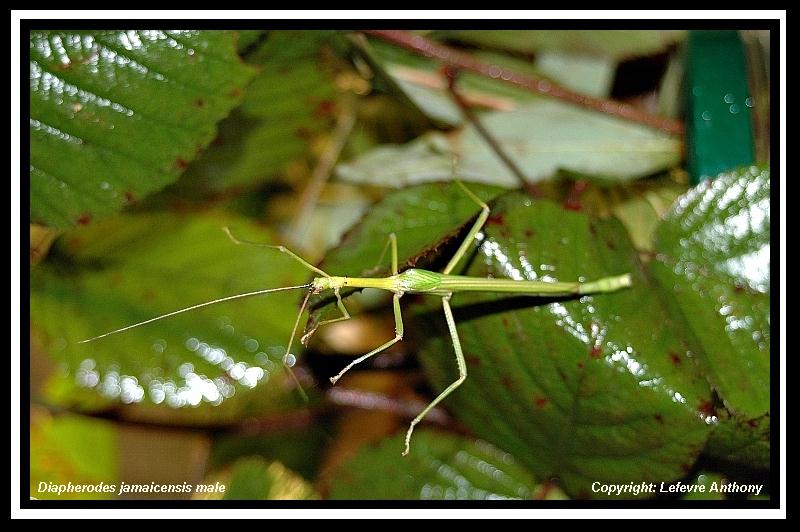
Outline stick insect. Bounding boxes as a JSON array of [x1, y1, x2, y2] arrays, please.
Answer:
[[80, 181, 632, 456]]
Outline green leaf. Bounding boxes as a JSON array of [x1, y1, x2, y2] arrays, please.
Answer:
[[310, 184, 712, 498], [658, 53, 685, 119], [705, 412, 770, 471], [650, 167, 770, 468], [534, 51, 616, 98], [30, 412, 119, 499], [318, 182, 504, 278], [611, 182, 687, 252], [30, 211, 310, 415], [196, 457, 319, 500], [457, 101, 682, 184], [336, 133, 459, 186], [408, 193, 712, 498], [328, 430, 563, 500], [235, 30, 265, 52], [438, 30, 686, 59], [29, 30, 256, 228], [210, 423, 332, 481], [336, 100, 682, 188], [651, 166, 770, 419], [181, 30, 338, 192]]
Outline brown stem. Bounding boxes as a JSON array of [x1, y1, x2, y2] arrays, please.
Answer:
[[287, 102, 357, 249], [364, 29, 684, 136], [326, 386, 451, 425], [445, 67, 531, 189], [32, 400, 317, 434]]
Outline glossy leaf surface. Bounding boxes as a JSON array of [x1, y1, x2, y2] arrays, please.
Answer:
[[30, 30, 255, 228]]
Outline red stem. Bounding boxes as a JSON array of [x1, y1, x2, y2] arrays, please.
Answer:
[[364, 29, 684, 136]]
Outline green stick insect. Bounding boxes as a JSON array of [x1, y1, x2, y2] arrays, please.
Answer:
[[80, 181, 632, 456]]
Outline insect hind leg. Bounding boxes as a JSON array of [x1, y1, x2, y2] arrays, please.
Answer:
[[403, 294, 466, 456]]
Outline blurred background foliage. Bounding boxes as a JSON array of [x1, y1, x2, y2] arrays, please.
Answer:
[[28, 29, 771, 501]]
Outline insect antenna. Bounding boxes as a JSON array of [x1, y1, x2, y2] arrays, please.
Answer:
[[78, 284, 313, 344]]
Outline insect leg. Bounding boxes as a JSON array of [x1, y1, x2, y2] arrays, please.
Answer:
[[442, 182, 490, 275], [223, 226, 330, 277], [301, 288, 353, 346], [370, 232, 400, 276], [403, 294, 466, 456], [329, 292, 404, 385], [389, 233, 398, 275]]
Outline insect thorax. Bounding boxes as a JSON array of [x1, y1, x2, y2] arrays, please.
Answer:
[[397, 268, 444, 293]]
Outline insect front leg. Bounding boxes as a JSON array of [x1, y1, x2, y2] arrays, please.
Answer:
[[301, 288, 352, 346], [403, 293, 467, 456], [222, 226, 330, 277], [442, 182, 490, 275]]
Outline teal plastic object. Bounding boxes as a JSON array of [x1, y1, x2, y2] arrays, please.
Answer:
[[685, 30, 755, 184]]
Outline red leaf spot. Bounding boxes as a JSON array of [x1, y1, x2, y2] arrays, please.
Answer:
[[169, 199, 189, 213], [605, 240, 616, 250], [501, 316, 509, 327], [563, 181, 588, 211], [194, 98, 205, 108], [654, 414, 664, 424], [589, 223, 597, 235], [533, 481, 557, 500], [315, 99, 336, 118], [590, 345, 603, 358], [577, 361, 584, 369], [533, 396, 549, 408], [406, 294, 425, 304], [295, 127, 312, 140], [501, 376, 515, 391], [487, 214, 505, 226], [524, 228, 535, 238], [175, 157, 189, 170], [124, 191, 135, 203], [229, 88, 242, 98], [76, 213, 92, 226], [681, 463, 693, 474], [466, 355, 481, 367], [698, 401, 715, 417], [439, 64, 459, 80], [747, 419, 758, 428], [669, 351, 682, 365]]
